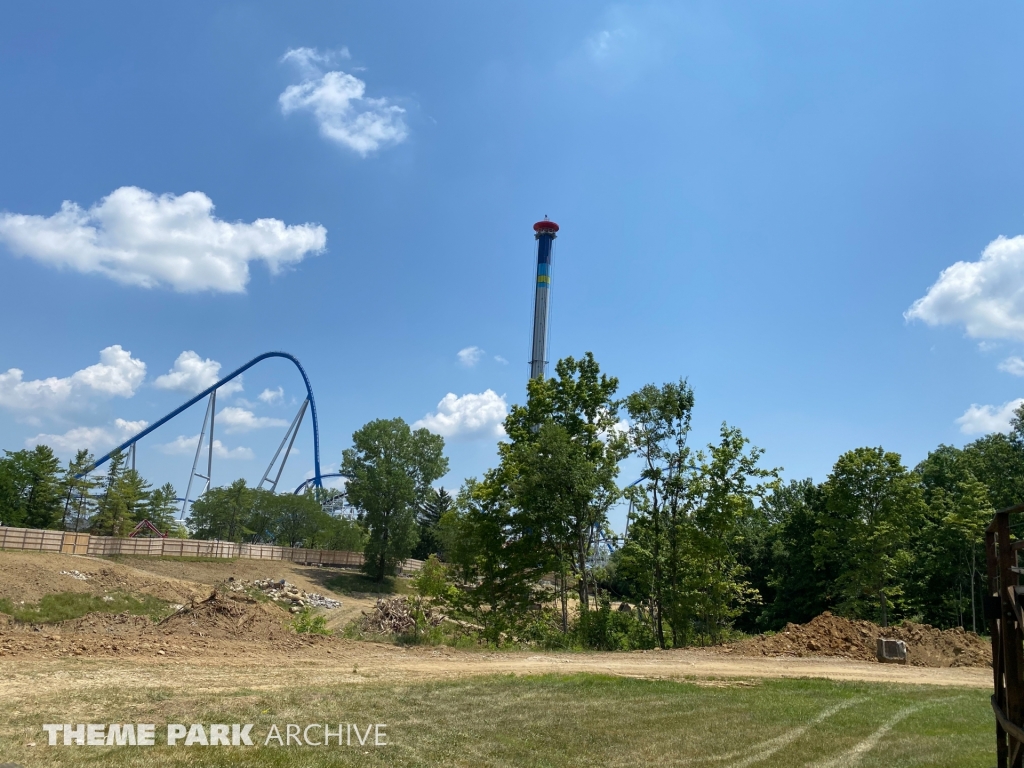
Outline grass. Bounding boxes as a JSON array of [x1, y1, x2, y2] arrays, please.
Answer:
[[0, 674, 991, 766], [0, 591, 174, 623], [323, 569, 413, 597]]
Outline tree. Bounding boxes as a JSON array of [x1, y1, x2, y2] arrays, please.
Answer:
[[341, 418, 448, 581], [758, 479, 831, 629], [502, 353, 628, 628], [817, 447, 925, 626], [91, 451, 153, 537], [435, 478, 545, 642], [187, 479, 255, 541], [674, 424, 778, 644], [912, 445, 993, 630], [270, 491, 323, 547], [413, 486, 453, 559], [146, 483, 180, 535], [624, 379, 695, 647], [60, 450, 99, 532], [0, 446, 64, 529]]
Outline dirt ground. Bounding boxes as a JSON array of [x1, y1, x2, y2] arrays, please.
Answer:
[[731, 611, 991, 668], [0, 550, 994, 695]]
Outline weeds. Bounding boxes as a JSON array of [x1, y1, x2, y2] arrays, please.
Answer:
[[291, 606, 331, 635], [0, 591, 174, 623]]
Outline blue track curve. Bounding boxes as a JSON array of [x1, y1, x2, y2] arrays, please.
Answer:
[[83, 352, 323, 488], [294, 472, 351, 495]]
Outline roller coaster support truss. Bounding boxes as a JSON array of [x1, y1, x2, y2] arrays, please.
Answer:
[[81, 351, 323, 491], [259, 397, 308, 493]]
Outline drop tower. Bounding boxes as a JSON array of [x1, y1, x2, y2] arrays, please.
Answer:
[[530, 218, 559, 379]]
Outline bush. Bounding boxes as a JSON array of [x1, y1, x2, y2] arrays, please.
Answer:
[[291, 607, 330, 635], [573, 603, 657, 651]]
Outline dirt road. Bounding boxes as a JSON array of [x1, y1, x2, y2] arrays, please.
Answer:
[[0, 642, 990, 706], [0, 550, 992, 699]]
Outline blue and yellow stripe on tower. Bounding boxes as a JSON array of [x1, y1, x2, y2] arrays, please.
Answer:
[[530, 218, 559, 380]]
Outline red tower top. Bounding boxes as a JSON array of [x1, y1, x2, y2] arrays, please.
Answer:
[[533, 219, 560, 234]]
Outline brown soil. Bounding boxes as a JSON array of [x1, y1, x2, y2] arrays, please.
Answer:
[[730, 612, 991, 668], [0, 551, 993, 690], [0, 550, 211, 604]]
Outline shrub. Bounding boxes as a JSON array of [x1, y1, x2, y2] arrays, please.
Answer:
[[292, 607, 330, 635]]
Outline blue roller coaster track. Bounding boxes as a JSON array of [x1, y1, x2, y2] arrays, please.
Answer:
[[294, 472, 350, 495], [81, 351, 323, 489]]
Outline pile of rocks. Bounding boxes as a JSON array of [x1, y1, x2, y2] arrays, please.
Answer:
[[225, 578, 341, 613], [60, 570, 90, 581]]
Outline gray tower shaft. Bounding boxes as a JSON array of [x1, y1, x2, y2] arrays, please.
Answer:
[[530, 220, 559, 379]]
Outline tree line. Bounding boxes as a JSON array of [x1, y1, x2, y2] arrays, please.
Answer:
[[1, 350, 1014, 649], [406, 353, 1010, 648]]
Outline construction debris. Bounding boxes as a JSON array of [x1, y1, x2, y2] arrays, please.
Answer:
[[359, 596, 444, 635], [224, 578, 342, 610], [59, 570, 89, 581]]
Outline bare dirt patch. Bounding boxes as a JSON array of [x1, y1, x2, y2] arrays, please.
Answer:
[[0, 551, 993, 692], [0, 550, 209, 604], [730, 611, 991, 668]]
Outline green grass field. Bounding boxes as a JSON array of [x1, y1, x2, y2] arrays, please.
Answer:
[[0, 674, 991, 767]]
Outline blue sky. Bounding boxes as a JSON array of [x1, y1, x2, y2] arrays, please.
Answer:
[[1, 2, 1024, 531]]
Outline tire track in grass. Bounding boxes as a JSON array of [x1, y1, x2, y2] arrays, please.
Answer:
[[698, 698, 865, 767], [807, 697, 964, 768]]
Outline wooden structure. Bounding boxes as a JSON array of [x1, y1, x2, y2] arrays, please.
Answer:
[[0, 524, 423, 573], [987, 504, 1024, 767]]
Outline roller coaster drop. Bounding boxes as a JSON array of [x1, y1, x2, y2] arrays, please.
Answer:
[[81, 352, 324, 515]]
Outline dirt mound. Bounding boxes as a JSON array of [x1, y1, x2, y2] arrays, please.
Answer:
[[0, 550, 210, 604], [158, 591, 297, 642], [732, 612, 990, 668]]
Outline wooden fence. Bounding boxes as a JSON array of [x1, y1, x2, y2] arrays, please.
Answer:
[[0, 526, 421, 572]]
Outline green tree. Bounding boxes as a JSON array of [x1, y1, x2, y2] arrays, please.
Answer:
[[0, 445, 64, 529], [413, 486, 453, 559], [91, 453, 152, 536], [624, 379, 695, 647], [502, 353, 628, 628], [270, 491, 323, 547], [187, 479, 255, 541], [912, 445, 994, 630], [817, 447, 925, 626], [341, 418, 448, 581], [60, 450, 99, 532], [435, 478, 544, 642], [146, 482, 180, 535], [758, 479, 831, 629]]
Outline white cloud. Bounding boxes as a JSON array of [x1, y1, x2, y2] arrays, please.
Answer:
[[906, 235, 1024, 340], [0, 345, 145, 411], [279, 47, 408, 156], [999, 356, 1024, 377], [258, 386, 284, 404], [26, 417, 147, 454], [955, 398, 1024, 435], [281, 46, 350, 76], [413, 390, 508, 439], [157, 434, 254, 460], [457, 346, 485, 368], [494, 355, 509, 365], [216, 406, 289, 434], [0, 186, 327, 293], [154, 351, 243, 395]]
